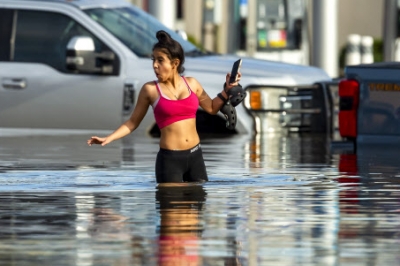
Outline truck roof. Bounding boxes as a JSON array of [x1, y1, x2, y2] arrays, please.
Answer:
[[347, 61, 400, 70], [14, 0, 131, 10]]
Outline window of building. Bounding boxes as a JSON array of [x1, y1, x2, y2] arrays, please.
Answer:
[[177, 0, 184, 19]]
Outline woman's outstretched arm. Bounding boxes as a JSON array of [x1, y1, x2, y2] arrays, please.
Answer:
[[87, 83, 152, 146]]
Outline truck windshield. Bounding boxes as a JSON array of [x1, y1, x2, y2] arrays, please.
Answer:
[[85, 6, 199, 58]]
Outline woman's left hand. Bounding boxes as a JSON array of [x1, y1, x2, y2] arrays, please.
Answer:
[[225, 72, 242, 91]]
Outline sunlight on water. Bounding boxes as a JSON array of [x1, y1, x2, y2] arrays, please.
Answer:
[[0, 134, 400, 265]]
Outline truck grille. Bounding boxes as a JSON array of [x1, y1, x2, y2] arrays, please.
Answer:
[[244, 83, 334, 134]]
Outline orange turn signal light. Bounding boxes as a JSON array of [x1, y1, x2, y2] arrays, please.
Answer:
[[250, 91, 262, 110]]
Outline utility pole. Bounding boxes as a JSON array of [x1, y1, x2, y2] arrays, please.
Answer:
[[246, 0, 257, 57], [383, 0, 397, 61], [311, 0, 338, 78], [147, 0, 176, 29]]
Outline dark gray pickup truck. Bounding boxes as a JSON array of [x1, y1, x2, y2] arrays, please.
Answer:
[[337, 62, 400, 149]]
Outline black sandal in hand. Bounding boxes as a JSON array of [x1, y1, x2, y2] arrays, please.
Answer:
[[226, 84, 246, 107], [217, 92, 236, 131], [217, 83, 247, 130]]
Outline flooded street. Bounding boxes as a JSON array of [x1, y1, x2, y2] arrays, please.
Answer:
[[0, 133, 399, 265]]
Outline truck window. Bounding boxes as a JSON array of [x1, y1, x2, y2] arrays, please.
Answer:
[[0, 9, 13, 61], [85, 6, 198, 58], [13, 10, 108, 73]]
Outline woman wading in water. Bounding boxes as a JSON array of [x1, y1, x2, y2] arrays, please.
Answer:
[[87, 30, 241, 183]]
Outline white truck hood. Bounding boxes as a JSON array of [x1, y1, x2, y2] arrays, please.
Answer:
[[183, 55, 332, 86], [128, 54, 332, 95]]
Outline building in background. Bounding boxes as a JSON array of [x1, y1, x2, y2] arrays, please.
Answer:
[[128, 0, 309, 62], [127, 0, 398, 78], [239, 0, 311, 66], [127, 0, 203, 48]]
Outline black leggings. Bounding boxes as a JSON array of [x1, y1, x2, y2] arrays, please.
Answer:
[[155, 144, 208, 183]]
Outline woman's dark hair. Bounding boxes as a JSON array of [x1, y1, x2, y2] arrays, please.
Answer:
[[153, 30, 185, 74]]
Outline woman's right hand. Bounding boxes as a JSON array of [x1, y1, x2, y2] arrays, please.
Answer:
[[87, 136, 110, 146], [225, 72, 242, 91]]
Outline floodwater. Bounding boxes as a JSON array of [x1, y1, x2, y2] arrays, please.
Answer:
[[0, 132, 399, 266]]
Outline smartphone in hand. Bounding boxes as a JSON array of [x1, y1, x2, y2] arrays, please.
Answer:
[[229, 59, 242, 84]]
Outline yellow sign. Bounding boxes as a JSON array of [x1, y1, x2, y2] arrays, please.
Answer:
[[369, 83, 400, 91]]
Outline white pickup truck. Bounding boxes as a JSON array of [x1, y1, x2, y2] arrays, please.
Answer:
[[0, 0, 332, 137]]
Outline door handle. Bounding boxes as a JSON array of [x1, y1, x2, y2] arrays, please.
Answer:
[[2, 78, 27, 89]]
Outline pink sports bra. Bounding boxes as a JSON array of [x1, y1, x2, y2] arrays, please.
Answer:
[[152, 76, 199, 129]]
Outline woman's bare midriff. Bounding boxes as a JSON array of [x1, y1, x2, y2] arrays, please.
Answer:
[[159, 118, 200, 150]]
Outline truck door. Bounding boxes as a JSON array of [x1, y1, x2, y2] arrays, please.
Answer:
[[0, 9, 124, 131]]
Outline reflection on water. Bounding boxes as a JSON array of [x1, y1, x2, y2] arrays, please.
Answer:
[[337, 151, 400, 266], [0, 133, 400, 265], [156, 184, 206, 266]]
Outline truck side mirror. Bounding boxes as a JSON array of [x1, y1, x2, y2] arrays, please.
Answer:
[[66, 36, 115, 74]]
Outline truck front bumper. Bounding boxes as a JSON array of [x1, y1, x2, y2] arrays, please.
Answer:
[[243, 83, 337, 134]]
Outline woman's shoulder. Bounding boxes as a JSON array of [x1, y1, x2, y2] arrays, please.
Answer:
[[141, 81, 157, 92], [139, 81, 159, 99], [143, 80, 157, 87], [182, 76, 197, 83], [182, 76, 201, 88]]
